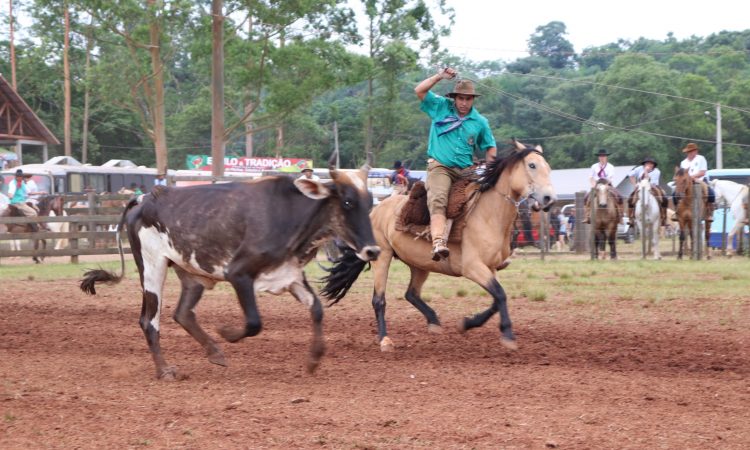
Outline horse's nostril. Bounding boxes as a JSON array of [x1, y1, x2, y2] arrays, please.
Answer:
[[543, 196, 551, 205]]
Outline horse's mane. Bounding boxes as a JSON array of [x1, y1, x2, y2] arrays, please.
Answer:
[[595, 178, 609, 186], [478, 147, 538, 192]]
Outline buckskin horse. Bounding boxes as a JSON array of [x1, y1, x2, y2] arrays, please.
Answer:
[[591, 179, 621, 260], [322, 140, 556, 352], [673, 168, 712, 259], [80, 156, 380, 379]]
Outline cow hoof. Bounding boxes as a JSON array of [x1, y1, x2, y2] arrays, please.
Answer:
[[457, 318, 468, 334], [500, 337, 518, 351], [207, 349, 228, 367], [218, 326, 246, 343], [380, 337, 395, 352], [157, 366, 178, 381], [427, 323, 443, 334], [306, 358, 321, 374]]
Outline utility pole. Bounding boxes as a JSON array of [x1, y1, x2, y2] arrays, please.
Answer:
[[715, 103, 722, 170], [333, 121, 340, 169]]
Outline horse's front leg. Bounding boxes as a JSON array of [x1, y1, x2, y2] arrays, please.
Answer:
[[678, 229, 685, 259], [460, 263, 517, 350], [609, 230, 617, 260]]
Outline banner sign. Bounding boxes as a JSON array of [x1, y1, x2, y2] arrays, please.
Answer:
[[186, 155, 314, 173]]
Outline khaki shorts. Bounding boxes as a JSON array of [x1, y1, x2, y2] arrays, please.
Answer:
[[425, 159, 467, 216]]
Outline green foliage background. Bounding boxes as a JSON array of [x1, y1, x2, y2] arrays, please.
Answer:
[[2, 3, 749, 171]]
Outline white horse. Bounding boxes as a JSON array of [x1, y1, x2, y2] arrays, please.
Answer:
[[711, 179, 749, 254], [634, 178, 661, 260]]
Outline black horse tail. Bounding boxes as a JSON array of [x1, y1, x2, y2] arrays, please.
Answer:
[[319, 246, 369, 305], [80, 198, 139, 295]]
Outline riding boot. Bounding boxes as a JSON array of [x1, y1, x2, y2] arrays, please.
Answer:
[[430, 213, 450, 261]]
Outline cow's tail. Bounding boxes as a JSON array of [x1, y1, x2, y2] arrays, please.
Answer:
[[80, 198, 139, 295], [320, 246, 370, 306]]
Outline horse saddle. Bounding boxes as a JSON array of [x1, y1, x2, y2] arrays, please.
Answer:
[[395, 178, 481, 242]]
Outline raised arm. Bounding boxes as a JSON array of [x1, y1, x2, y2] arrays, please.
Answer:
[[415, 67, 456, 101]]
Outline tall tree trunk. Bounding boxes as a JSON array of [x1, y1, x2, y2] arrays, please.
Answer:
[[275, 29, 285, 158], [81, 19, 93, 164], [244, 16, 254, 158], [211, 0, 225, 176], [9, 0, 16, 89], [364, 17, 374, 166], [245, 101, 254, 157], [148, 0, 168, 175], [63, 7, 72, 157]]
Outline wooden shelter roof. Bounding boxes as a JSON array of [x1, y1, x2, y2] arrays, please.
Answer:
[[0, 74, 60, 145]]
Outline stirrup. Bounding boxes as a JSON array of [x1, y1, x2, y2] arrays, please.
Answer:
[[431, 239, 450, 261]]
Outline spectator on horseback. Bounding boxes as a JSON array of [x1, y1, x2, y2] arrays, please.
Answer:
[[390, 160, 410, 195], [582, 149, 622, 224], [6, 169, 42, 230], [627, 156, 668, 227], [672, 142, 715, 220], [415, 67, 497, 260]]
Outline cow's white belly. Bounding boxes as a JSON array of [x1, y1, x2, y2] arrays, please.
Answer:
[[138, 226, 304, 296]]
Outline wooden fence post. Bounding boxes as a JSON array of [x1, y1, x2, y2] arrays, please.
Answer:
[[540, 210, 547, 261], [691, 182, 703, 260], [590, 188, 597, 260], [86, 190, 96, 249], [574, 191, 586, 254], [640, 186, 647, 259], [721, 204, 728, 255]]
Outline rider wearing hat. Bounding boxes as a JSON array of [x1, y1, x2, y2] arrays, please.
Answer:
[[672, 142, 715, 221], [582, 149, 622, 224], [297, 165, 319, 181], [415, 67, 497, 260], [390, 160, 409, 195], [6, 169, 41, 229], [627, 156, 668, 226]]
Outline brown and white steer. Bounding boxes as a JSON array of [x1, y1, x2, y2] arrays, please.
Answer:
[[80, 164, 380, 379]]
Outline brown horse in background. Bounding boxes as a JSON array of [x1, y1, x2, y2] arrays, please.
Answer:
[[0, 195, 64, 263], [673, 168, 712, 259], [322, 140, 556, 352], [591, 180, 621, 259]]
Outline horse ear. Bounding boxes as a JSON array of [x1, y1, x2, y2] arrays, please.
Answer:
[[534, 144, 543, 154], [512, 139, 526, 151]]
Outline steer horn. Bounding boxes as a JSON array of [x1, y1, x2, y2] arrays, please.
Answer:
[[328, 149, 340, 180]]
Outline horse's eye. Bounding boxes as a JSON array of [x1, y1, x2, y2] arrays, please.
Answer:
[[343, 200, 353, 210], [529, 163, 536, 169]]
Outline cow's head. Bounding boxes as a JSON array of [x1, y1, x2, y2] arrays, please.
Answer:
[[294, 155, 380, 262]]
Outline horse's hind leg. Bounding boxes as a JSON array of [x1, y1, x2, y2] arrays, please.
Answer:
[[371, 249, 395, 351], [172, 267, 226, 367], [609, 231, 617, 260], [403, 267, 440, 333]]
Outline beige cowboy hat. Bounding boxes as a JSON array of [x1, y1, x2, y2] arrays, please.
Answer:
[[682, 142, 699, 153], [447, 80, 481, 98]]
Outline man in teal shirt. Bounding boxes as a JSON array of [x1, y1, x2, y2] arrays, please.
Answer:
[[415, 67, 497, 260]]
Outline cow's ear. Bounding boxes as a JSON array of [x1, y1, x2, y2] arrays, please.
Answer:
[[294, 178, 331, 200]]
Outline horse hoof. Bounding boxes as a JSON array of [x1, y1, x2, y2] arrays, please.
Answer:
[[427, 323, 443, 334], [218, 326, 246, 343], [500, 337, 518, 351], [157, 366, 178, 381], [207, 349, 228, 367], [380, 337, 395, 352]]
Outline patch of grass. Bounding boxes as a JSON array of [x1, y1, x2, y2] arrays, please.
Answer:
[[528, 289, 547, 302], [558, 272, 572, 280], [456, 288, 468, 297], [4, 412, 17, 422]]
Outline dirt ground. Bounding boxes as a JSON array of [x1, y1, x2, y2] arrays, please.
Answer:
[[1, 270, 749, 449]]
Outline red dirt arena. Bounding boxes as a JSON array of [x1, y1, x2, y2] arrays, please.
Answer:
[[1, 264, 749, 449]]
